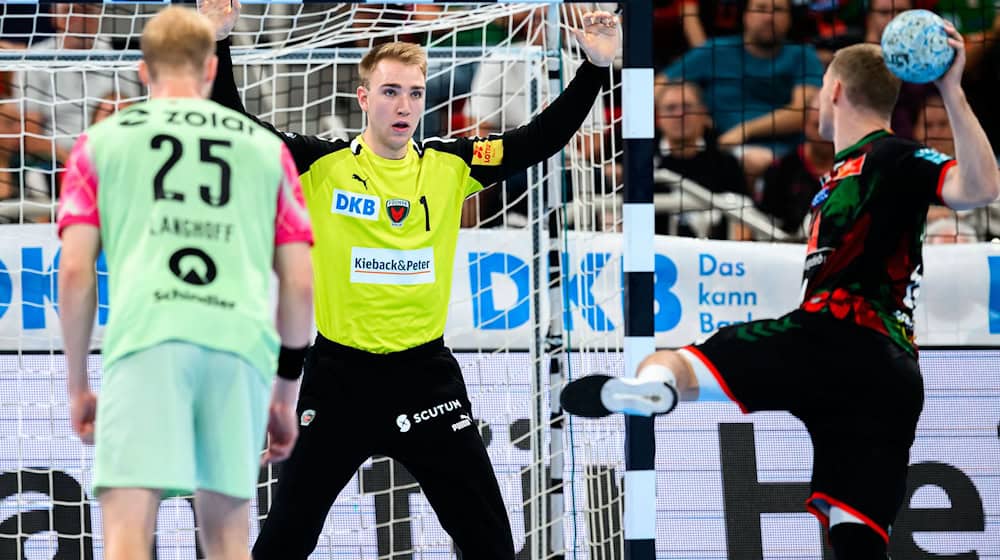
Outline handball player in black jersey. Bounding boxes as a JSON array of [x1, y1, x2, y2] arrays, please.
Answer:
[[562, 28, 1000, 560]]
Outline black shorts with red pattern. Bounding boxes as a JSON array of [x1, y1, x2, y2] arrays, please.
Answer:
[[685, 308, 923, 542]]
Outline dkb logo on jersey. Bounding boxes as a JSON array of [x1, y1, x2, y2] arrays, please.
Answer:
[[169, 247, 217, 286], [386, 199, 410, 227], [332, 189, 379, 221]]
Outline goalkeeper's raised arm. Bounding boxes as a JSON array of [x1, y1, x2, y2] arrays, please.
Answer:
[[199, 0, 618, 179]]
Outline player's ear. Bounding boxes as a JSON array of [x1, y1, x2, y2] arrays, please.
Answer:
[[357, 85, 369, 112], [204, 54, 219, 86], [138, 60, 151, 88], [830, 79, 842, 105]]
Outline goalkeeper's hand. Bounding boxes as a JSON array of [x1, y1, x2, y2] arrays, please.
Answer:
[[571, 10, 620, 68], [197, 0, 241, 41]]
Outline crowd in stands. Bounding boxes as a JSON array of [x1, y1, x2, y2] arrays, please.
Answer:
[[0, 1, 997, 242], [653, 0, 1000, 242]]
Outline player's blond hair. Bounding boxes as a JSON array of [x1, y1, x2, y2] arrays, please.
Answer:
[[828, 43, 901, 119], [140, 6, 215, 80], [359, 42, 427, 88]]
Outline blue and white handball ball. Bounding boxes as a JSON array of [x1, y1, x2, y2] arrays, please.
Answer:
[[880, 9, 955, 83]]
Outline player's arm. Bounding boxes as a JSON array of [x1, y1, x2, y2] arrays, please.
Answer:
[[265, 144, 314, 464], [467, 11, 618, 186], [199, 0, 338, 174], [719, 84, 818, 146], [936, 24, 1000, 210], [56, 134, 102, 444]]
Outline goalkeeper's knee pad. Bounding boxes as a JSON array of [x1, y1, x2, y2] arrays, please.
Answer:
[[829, 522, 888, 560]]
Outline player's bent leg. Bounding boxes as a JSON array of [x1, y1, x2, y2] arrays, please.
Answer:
[[560, 373, 678, 417], [560, 347, 725, 418], [99, 488, 160, 560], [195, 489, 251, 560]]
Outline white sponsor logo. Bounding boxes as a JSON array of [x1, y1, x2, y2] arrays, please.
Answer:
[[397, 399, 464, 433], [396, 414, 411, 433], [300, 409, 316, 426], [411, 399, 463, 423], [451, 413, 473, 432], [350, 247, 435, 285], [332, 189, 379, 221]]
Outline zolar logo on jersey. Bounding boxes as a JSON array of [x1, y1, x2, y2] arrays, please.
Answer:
[[386, 199, 410, 227], [332, 189, 379, 221]]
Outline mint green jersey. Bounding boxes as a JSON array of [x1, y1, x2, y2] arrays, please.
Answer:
[[61, 97, 308, 379]]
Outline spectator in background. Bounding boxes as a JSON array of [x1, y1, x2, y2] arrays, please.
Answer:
[[0, 100, 69, 200], [0, 5, 58, 99], [411, 4, 507, 140], [0, 100, 67, 222], [915, 93, 980, 242], [925, 216, 977, 243], [811, 0, 930, 139], [653, 0, 708, 68], [963, 30, 1000, 159], [90, 91, 134, 126], [864, 0, 932, 140], [759, 94, 833, 238], [935, 0, 1000, 71], [914, 92, 953, 155], [664, 0, 824, 191], [15, 3, 139, 153], [654, 81, 745, 239], [696, 0, 744, 39]]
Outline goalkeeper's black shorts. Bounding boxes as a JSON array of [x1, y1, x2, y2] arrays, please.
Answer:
[[252, 333, 515, 560]]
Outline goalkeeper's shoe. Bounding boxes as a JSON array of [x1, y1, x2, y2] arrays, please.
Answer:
[[560, 374, 678, 418]]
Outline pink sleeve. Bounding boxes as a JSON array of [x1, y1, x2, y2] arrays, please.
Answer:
[[274, 143, 314, 247], [57, 133, 100, 237]]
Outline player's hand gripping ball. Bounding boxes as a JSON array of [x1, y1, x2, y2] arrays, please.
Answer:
[[880, 9, 956, 83]]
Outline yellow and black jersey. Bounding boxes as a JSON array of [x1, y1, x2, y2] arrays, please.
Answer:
[[212, 38, 605, 353]]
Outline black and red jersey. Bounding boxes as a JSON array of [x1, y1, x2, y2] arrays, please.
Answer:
[[801, 130, 956, 354]]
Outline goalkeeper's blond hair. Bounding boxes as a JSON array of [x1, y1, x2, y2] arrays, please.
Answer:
[[359, 42, 427, 88], [141, 6, 215, 80]]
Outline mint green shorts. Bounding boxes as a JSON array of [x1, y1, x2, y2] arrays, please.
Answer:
[[93, 341, 269, 500]]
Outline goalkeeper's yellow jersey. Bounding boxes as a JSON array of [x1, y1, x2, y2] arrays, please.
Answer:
[[210, 38, 606, 353], [301, 136, 488, 352]]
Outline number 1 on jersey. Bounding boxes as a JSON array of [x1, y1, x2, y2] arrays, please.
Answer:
[[419, 195, 430, 232]]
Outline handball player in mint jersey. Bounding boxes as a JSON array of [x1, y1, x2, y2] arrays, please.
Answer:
[[562, 34, 1000, 560], [57, 7, 314, 560], [196, 0, 620, 557]]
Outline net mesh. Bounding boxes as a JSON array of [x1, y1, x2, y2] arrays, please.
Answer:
[[0, 3, 630, 559]]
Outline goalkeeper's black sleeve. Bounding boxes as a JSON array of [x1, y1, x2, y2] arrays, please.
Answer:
[[469, 60, 609, 187], [211, 39, 343, 175]]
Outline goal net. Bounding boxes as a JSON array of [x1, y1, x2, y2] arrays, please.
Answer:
[[0, 3, 629, 559]]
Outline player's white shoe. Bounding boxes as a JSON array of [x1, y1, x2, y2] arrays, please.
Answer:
[[560, 374, 678, 418]]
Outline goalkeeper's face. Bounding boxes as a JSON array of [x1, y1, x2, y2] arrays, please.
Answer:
[[358, 59, 426, 159]]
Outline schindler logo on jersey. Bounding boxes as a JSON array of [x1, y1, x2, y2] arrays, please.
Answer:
[[351, 247, 435, 285]]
